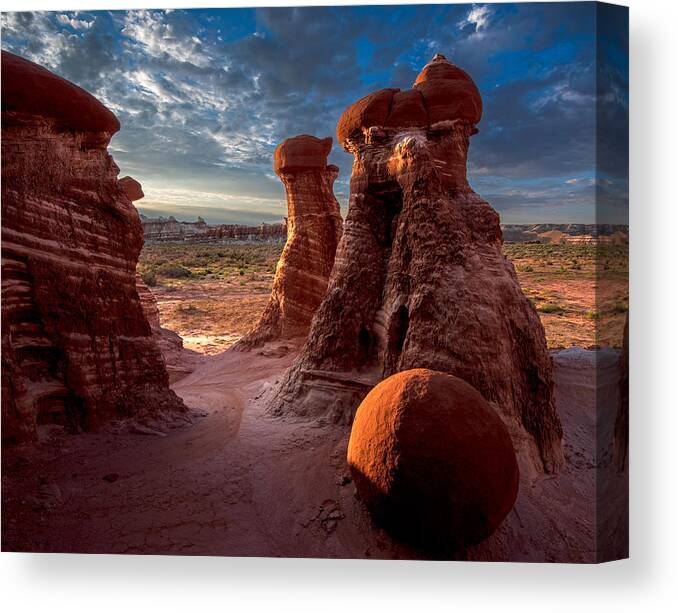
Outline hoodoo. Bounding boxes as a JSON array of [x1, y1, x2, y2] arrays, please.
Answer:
[[1, 51, 185, 443], [269, 54, 563, 473], [238, 135, 343, 347]]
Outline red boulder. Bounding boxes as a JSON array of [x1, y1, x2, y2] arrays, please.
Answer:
[[347, 369, 519, 552]]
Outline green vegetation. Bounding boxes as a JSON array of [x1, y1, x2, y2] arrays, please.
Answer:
[[538, 302, 565, 314], [157, 263, 192, 278], [138, 243, 284, 286], [140, 269, 157, 287], [502, 242, 628, 278]]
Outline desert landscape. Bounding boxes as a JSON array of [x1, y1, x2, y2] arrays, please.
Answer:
[[137, 237, 628, 355], [2, 3, 628, 564]]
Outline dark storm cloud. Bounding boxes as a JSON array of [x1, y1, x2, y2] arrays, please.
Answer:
[[1, 3, 628, 224]]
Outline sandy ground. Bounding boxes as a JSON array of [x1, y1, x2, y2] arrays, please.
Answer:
[[152, 279, 271, 354], [1, 342, 627, 561]]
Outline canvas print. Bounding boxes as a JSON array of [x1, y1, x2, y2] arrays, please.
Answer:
[[0, 2, 628, 562]]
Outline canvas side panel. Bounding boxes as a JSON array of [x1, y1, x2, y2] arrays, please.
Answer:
[[594, 0, 629, 563]]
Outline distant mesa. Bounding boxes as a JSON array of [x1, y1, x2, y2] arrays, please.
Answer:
[[119, 176, 145, 202], [1, 51, 185, 443], [347, 369, 519, 552], [336, 53, 482, 149], [140, 215, 287, 243], [502, 223, 629, 245], [270, 54, 563, 475], [238, 134, 343, 347]]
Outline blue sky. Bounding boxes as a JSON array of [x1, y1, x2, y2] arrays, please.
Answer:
[[1, 3, 628, 225]]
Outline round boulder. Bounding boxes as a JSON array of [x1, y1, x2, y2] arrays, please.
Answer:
[[347, 368, 519, 551]]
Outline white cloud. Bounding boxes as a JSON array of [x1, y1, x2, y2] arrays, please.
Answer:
[[57, 14, 93, 30], [122, 10, 211, 68], [533, 82, 596, 110], [459, 5, 492, 33]]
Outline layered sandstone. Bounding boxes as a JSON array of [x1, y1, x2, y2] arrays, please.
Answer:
[[238, 135, 342, 347], [120, 175, 191, 383], [135, 274, 188, 383], [270, 54, 563, 473], [1, 51, 185, 443]]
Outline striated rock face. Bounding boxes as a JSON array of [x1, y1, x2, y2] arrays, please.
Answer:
[[238, 135, 343, 347], [122, 174, 190, 382], [270, 54, 563, 473], [347, 369, 519, 553], [1, 51, 185, 443], [135, 274, 188, 383]]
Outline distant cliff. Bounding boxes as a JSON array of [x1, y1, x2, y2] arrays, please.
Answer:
[[501, 224, 628, 244], [140, 214, 287, 243], [140, 215, 626, 246]]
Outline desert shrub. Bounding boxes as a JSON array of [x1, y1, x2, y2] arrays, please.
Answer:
[[176, 303, 202, 315], [157, 264, 192, 278], [539, 302, 565, 314], [140, 269, 157, 287]]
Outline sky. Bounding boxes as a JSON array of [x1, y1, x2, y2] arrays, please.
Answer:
[[1, 2, 628, 225]]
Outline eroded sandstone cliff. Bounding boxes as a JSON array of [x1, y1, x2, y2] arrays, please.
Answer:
[[269, 54, 563, 473], [1, 51, 185, 443], [238, 135, 342, 347], [140, 215, 287, 243]]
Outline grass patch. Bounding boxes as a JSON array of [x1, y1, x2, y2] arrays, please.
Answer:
[[538, 302, 565, 314], [139, 242, 284, 281]]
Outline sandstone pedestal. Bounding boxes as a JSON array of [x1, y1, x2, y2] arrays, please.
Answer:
[[238, 135, 342, 348]]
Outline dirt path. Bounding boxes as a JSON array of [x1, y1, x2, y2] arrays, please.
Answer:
[[2, 343, 405, 557]]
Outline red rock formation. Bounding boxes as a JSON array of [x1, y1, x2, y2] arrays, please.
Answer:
[[270, 54, 563, 473], [135, 274, 189, 383], [238, 135, 342, 347], [119, 176, 144, 202], [347, 369, 519, 552], [1, 51, 185, 443]]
